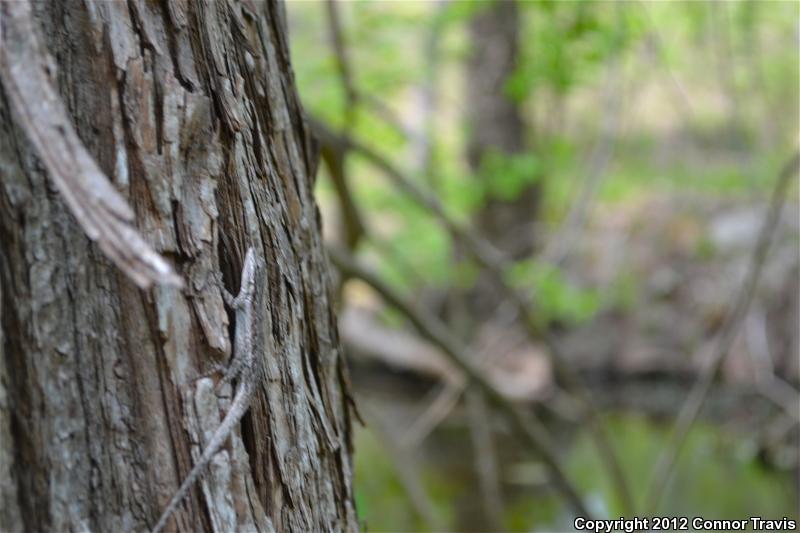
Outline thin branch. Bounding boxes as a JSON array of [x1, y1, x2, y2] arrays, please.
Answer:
[[746, 310, 800, 423], [311, 116, 506, 271], [637, 1, 696, 122], [359, 92, 428, 146], [0, 1, 182, 289], [542, 58, 625, 265], [400, 336, 490, 448], [324, 0, 357, 130], [322, 0, 428, 162], [358, 401, 445, 530], [313, 119, 431, 291], [324, 0, 428, 152], [466, 388, 504, 530], [644, 151, 800, 513], [328, 245, 591, 517], [404, 301, 521, 446], [403, 382, 462, 448], [314, 118, 366, 250], [755, 376, 800, 424]]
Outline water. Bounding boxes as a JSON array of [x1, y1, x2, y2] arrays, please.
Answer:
[[353, 400, 798, 532]]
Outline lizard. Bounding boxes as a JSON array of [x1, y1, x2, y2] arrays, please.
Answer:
[[152, 247, 262, 533]]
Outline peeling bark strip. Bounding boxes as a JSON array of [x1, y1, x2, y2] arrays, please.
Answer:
[[0, 1, 182, 289], [0, 1, 356, 532]]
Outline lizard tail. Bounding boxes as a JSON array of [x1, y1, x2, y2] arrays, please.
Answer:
[[151, 380, 254, 533]]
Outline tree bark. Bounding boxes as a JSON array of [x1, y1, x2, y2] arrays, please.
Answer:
[[0, 1, 356, 532]]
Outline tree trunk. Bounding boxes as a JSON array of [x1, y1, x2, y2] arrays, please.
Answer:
[[467, 0, 539, 260], [0, 1, 356, 532]]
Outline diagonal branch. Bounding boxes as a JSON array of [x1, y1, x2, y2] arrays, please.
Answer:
[[328, 245, 591, 517], [321, 1, 428, 155], [644, 151, 800, 513], [0, 1, 182, 289], [314, 118, 366, 250], [314, 116, 635, 513]]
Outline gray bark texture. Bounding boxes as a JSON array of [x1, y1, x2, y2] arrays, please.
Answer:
[[0, 1, 357, 532]]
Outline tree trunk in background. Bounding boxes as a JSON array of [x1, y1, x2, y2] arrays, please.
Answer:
[[467, 0, 539, 262], [453, 3, 536, 528], [0, 2, 356, 532]]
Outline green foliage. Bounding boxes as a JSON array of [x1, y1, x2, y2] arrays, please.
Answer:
[[387, 211, 452, 288], [349, 4, 424, 96], [439, 168, 485, 215], [291, 1, 798, 295], [600, 144, 784, 202], [507, 3, 641, 101], [506, 259, 600, 325], [694, 235, 717, 261], [503, 492, 562, 532], [478, 150, 543, 202], [354, 414, 797, 531], [451, 260, 480, 291], [353, 429, 432, 531], [568, 415, 798, 519], [436, 0, 489, 28], [605, 270, 640, 313]]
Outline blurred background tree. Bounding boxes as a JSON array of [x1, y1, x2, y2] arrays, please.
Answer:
[[289, 1, 798, 531]]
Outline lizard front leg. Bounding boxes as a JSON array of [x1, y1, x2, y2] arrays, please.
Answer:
[[216, 249, 259, 390]]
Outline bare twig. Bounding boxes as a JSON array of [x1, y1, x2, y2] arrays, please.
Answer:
[[756, 377, 800, 424], [645, 151, 800, 513], [404, 382, 463, 448], [328, 245, 591, 517], [401, 339, 491, 448], [324, 0, 428, 150], [313, 119, 432, 292], [708, 2, 743, 130], [466, 389, 504, 530], [0, 1, 182, 289]]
